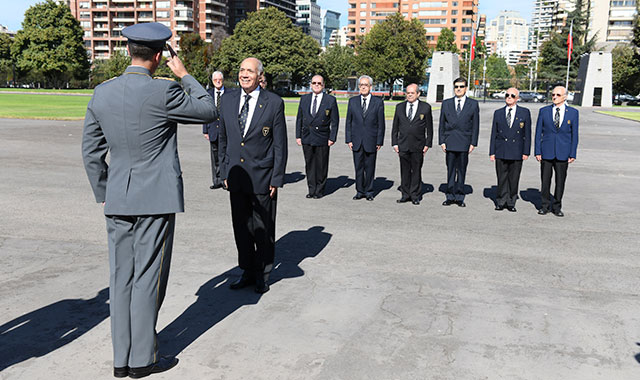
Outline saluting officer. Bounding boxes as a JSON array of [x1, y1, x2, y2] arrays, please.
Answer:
[[295, 74, 339, 199], [489, 87, 532, 212], [82, 23, 216, 378]]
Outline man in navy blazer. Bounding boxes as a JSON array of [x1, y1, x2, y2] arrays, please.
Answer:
[[295, 74, 339, 198], [203, 71, 225, 189], [391, 83, 433, 205], [535, 85, 579, 217], [345, 75, 385, 201], [489, 87, 531, 212], [218, 57, 288, 293], [438, 77, 479, 207]]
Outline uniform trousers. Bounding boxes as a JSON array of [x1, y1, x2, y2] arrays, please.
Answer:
[[209, 140, 222, 187], [302, 144, 330, 197], [230, 191, 277, 280], [352, 147, 377, 196], [495, 158, 523, 207], [540, 158, 568, 212], [105, 213, 175, 368], [399, 151, 424, 201], [445, 150, 469, 202]]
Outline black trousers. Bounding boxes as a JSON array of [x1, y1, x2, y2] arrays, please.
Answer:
[[229, 191, 277, 279], [209, 140, 222, 187], [399, 151, 424, 201], [352, 147, 377, 196], [445, 150, 468, 201], [495, 158, 523, 207], [302, 144, 330, 196], [540, 158, 568, 212]]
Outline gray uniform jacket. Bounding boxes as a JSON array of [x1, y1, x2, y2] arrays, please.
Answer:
[[82, 66, 216, 215]]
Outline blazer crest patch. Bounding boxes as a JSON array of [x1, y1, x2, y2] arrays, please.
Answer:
[[262, 126, 271, 136], [419, 114, 424, 120], [325, 109, 330, 116], [567, 119, 571, 125], [519, 121, 525, 128]]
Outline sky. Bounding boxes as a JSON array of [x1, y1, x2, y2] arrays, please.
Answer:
[[2, 0, 533, 33]]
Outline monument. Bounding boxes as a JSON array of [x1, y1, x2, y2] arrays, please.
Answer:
[[426, 51, 460, 104], [573, 51, 613, 107]]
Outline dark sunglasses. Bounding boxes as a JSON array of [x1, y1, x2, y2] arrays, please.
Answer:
[[552, 93, 563, 97], [506, 93, 517, 98], [454, 85, 466, 89], [311, 82, 323, 85]]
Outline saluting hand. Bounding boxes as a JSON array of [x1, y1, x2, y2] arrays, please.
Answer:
[[167, 55, 188, 79]]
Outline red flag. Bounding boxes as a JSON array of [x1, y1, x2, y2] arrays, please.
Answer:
[[470, 32, 476, 61], [567, 23, 573, 60]]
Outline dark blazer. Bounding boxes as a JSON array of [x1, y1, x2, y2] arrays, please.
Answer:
[[295, 92, 339, 145], [218, 88, 288, 194], [391, 100, 433, 152], [345, 95, 385, 152], [489, 105, 532, 160], [534, 104, 579, 160], [438, 96, 480, 152], [202, 87, 225, 141]]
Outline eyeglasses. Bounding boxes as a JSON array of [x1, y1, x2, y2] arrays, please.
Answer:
[[359, 83, 371, 87], [454, 85, 466, 89], [311, 82, 323, 85], [506, 94, 517, 98], [551, 93, 563, 97]]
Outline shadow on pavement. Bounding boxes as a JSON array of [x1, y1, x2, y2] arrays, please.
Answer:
[[324, 175, 355, 196], [372, 177, 394, 197], [438, 183, 473, 195], [284, 171, 305, 185], [483, 186, 498, 204], [520, 188, 542, 210]]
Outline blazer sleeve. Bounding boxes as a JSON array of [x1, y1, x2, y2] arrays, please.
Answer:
[[166, 75, 217, 124], [534, 109, 544, 156], [489, 110, 498, 156], [570, 109, 579, 159], [425, 104, 433, 148], [471, 100, 480, 147], [271, 98, 288, 188], [524, 108, 532, 156], [391, 104, 400, 146], [203, 88, 214, 134], [329, 97, 339, 143], [295, 98, 304, 139], [218, 101, 228, 180], [438, 100, 446, 146], [376, 98, 385, 146], [81, 97, 109, 203], [345, 98, 353, 144]]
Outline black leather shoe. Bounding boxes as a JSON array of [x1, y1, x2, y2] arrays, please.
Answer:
[[230, 274, 254, 290], [305, 194, 313, 199], [212, 183, 223, 189], [495, 205, 504, 211], [129, 356, 178, 379], [553, 210, 564, 217], [114, 366, 129, 378], [442, 200, 454, 206], [507, 206, 517, 212], [397, 198, 410, 203], [538, 209, 548, 215], [412, 200, 420, 205], [209, 185, 215, 189], [313, 194, 323, 199], [366, 195, 374, 201], [255, 276, 270, 294], [353, 193, 364, 200], [457, 201, 466, 207]]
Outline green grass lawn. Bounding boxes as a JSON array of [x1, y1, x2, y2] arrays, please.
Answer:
[[0, 93, 90, 120], [596, 111, 640, 122], [0, 88, 94, 94]]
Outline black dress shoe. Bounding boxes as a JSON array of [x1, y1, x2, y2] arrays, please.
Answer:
[[412, 200, 420, 205], [209, 185, 215, 189], [507, 206, 517, 212], [553, 210, 564, 217], [538, 209, 548, 215], [114, 366, 129, 378], [212, 183, 223, 189], [397, 198, 410, 203], [313, 194, 323, 199], [305, 194, 313, 199], [495, 205, 504, 211], [457, 201, 466, 207], [353, 193, 364, 200], [255, 276, 270, 294], [442, 200, 454, 206], [129, 356, 178, 379], [230, 274, 254, 290], [366, 195, 374, 201]]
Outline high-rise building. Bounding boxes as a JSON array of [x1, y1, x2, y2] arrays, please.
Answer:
[[588, 0, 637, 46], [346, 0, 479, 50], [531, 0, 557, 52], [321, 9, 341, 47], [485, 11, 530, 64], [229, 0, 296, 31], [67, 0, 229, 60], [296, 0, 322, 44], [0, 24, 15, 37]]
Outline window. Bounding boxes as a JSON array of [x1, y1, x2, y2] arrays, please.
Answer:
[[360, 27, 366, 33], [451, 18, 457, 23], [350, 3, 356, 8], [79, 11, 90, 19], [425, 27, 442, 33], [426, 35, 435, 40], [371, 3, 376, 7], [360, 19, 366, 24], [79, 2, 90, 9], [451, 10, 457, 15], [452, 1, 458, 6], [360, 2, 366, 7], [419, 10, 446, 16], [451, 27, 456, 31], [360, 11, 366, 16], [80, 21, 91, 28], [156, 11, 169, 18], [156, 1, 170, 8]]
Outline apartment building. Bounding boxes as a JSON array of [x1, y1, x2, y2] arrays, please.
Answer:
[[321, 9, 341, 47], [486, 11, 530, 64], [589, 0, 637, 45], [228, 0, 296, 30], [296, 0, 322, 44], [346, 0, 479, 50]]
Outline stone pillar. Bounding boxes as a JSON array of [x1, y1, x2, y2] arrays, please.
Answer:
[[426, 51, 460, 104], [573, 52, 612, 107]]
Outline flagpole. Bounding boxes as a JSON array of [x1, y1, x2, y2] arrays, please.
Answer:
[[467, 15, 477, 94], [565, 20, 573, 89]]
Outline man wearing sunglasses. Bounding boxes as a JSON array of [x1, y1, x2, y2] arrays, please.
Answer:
[[489, 88, 532, 212], [438, 77, 480, 207], [534, 86, 579, 217], [295, 75, 340, 199]]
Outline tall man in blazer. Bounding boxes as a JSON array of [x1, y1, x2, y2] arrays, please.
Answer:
[[203, 71, 225, 189], [295, 74, 339, 199], [535, 85, 579, 217], [439, 77, 480, 207], [218, 57, 288, 294], [391, 83, 433, 205], [489, 87, 531, 212], [345, 75, 385, 201], [82, 23, 216, 378]]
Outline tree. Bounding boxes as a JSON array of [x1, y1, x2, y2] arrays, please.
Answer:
[[355, 13, 429, 95], [178, 32, 212, 85], [611, 44, 640, 95], [435, 27, 459, 53], [89, 50, 131, 87], [319, 45, 356, 91], [213, 7, 320, 88], [0, 33, 13, 85], [485, 54, 511, 90], [11, 0, 89, 88]]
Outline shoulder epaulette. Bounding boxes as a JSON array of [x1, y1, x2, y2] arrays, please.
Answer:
[[100, 77, 117, 85], [154, 77, 176, 81]]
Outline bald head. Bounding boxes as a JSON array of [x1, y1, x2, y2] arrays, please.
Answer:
[[405, 83, 419, 103], [239, 57, 264, 93], [552, 86, 567, 106]]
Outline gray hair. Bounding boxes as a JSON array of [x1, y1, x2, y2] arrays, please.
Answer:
[[212, 71, 224, 80], [357, 75, 373, 87], [240, 57, 264, 75]]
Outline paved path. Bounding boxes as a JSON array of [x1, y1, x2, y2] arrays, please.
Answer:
[[1, 103, 639, 379]]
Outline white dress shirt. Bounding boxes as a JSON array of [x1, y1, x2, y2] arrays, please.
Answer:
[[361, 94, 371, 110], [214, 87, 224, 108], [455, 95, 466, 111], [310, 92, 324, 115], [238, 87, 261, 137], [406, 100, 418, 120], [505, 104, 517, 128], [553, 103, 566, 126]]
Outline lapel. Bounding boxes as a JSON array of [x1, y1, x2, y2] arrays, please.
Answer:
[[312, 92, 326, 121], [562, 106, 572, 128], [246, 90, 268, 136], [228, 90, 242, 134], [400, 101, 408, 123], [459, 97, 472, 119]]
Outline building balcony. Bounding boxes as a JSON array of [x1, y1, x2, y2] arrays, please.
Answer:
[[94, 26, 109, 31], [94, 45, 110, 51], [204, 0, 227, 6], [113, 17, 136, 22], [137, 16, 154, 22], [93, 16, 109, 21], [175, 24, 194, 32], [174, 16, 194, 21]]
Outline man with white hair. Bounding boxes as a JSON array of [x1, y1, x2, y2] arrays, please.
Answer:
[[345, 75, 385, 201], [203, 70, 226, 189]]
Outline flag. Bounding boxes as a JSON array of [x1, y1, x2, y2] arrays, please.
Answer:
[[470, 32, 476, 61], [567, 22, 573, 60]]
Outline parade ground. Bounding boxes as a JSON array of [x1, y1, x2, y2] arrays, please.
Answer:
[[1, 102, 639, 379]]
